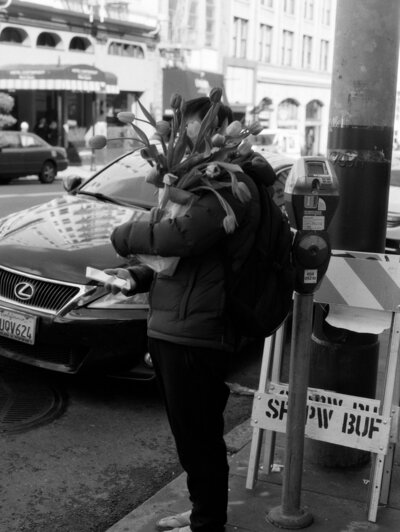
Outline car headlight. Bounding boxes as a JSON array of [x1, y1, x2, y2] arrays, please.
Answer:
[[87, 291, 149, 309], [387, 212, 400, 228]]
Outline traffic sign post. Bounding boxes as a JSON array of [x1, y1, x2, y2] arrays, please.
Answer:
[[246, 251, 400, 523]]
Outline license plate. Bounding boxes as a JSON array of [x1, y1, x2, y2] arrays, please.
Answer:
[[0, 308, 37, 345]]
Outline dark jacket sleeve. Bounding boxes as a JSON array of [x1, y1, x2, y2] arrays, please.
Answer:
[[127, 264, 154, 293], [111, 173, 254, 259]]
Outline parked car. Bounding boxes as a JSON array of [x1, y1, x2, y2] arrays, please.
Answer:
[[386, 167, 400, 252], [0, 149, 294, 379], [251, 128, 302, 158], [0, 130, 68, 184]]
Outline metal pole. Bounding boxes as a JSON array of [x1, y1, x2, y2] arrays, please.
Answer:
[[90, 91, 97, 172], [309, 0, 400, 468], [267, 292, 314, 529]]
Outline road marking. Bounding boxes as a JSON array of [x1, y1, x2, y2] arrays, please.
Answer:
[[0, 192, 63, 199]]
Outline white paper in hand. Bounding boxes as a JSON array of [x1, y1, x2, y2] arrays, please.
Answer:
[[85, 267, 128, 290]]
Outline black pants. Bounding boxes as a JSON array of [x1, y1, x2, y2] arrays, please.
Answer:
[[149, 338, 231, 532]]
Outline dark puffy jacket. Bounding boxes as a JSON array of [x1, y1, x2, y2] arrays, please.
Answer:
[[111, 170, 261, 351]]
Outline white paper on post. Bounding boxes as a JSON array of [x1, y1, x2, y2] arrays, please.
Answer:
[[325, 304, 392, 334]]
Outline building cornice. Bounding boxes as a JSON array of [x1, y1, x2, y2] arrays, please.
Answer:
[[0, 1, 159, 43]]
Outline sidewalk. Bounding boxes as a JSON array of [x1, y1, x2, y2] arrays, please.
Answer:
[[106, 324, 400, 532], [105, 418, 399, 532]]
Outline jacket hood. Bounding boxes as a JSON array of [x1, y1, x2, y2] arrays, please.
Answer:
[[240, 151, 277, 188], [0, 194, 144, 284]]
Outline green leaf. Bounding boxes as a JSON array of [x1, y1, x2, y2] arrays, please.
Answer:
[[172, 130, 189, 168], [192, 102, 220, 153], [137, 99, 157, 127], [130, 122, 150, 146]]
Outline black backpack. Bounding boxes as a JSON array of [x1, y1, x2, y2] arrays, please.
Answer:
[[226, 159, 295, 339]]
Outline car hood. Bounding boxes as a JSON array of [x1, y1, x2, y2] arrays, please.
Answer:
[[0, 194, 147, 284], [388, 185, 400, 214]]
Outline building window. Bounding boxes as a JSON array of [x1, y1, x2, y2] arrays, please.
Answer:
[[302, 35, 312, 68], [259, 24, 273, 63], [0, 27, 28, 44], [187, 0, 198, 45], [107, 41, 145, 58], [283, 0, 295, 15], [304, 0, 314, 20], [278, 98, 299, 123], [232, 17, 248, 58], [306, 100, 323, 121], [69, 36, 93, 52], [281, 30, 294, 66], [320, 39, 329, 70], [261, 0, 274, 7], [36, 32, 61, 48], [322, 0, 331, 25], [205, 0, 216, 47]]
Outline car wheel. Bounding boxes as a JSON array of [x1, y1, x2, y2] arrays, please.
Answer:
[[39, 161, 56, 184]]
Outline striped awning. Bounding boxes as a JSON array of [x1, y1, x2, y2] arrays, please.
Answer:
[[0, 64, 119, 94]]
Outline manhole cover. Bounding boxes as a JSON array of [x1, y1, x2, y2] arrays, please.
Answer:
[[0, 362, 66, 434]]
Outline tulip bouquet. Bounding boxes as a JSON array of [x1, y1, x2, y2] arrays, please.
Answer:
[[89, 87, 263, 274]]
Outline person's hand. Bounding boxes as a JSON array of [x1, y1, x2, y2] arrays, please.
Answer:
[[103, 268, 136, 296]]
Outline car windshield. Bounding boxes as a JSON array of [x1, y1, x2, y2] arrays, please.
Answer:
[[79, 150, 158, 208]]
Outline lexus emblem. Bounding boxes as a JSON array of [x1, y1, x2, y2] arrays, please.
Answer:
[[14, 282, 35, 301]]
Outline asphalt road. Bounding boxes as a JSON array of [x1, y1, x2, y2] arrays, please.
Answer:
[[0, 179, 263, 532]]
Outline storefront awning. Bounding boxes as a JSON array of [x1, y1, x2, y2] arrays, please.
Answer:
[[0, 64, 119, 94], [163, 67, 226, 114]]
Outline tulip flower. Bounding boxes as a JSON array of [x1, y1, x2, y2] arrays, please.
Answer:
[[117, 111, 136, 124], [163, 173, 178, 186], [93, 87, 264, 240], [205, 163, 221, 178], [248, 122, 264, 135], [187, 120, 201, 140], [237, 139, 253, 156], [209, 87, 223, 103], [170, 92, 182, 110], [156, 120, 171, 136], [211, 133, 225, 147], [225, 121, 243, 137], [89, 135, 107, 149]]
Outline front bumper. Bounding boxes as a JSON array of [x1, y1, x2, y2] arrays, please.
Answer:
[[0, 301, 149, 374]]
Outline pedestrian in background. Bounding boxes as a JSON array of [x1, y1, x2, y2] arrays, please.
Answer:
[[20, 121, 29, 133], [47, 120, 59, 146], [34, 117, 48, 141], [103, 97, 268, 532]]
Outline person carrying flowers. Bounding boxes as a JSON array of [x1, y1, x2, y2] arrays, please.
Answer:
[[98, 89, 274, 532]]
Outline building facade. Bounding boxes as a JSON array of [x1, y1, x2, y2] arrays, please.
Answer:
[[163, 0, 337, 156], [0, 0, 161, 153], [222, 0, 336, 155]]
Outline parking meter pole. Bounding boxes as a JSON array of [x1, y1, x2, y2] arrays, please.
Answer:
[[268, 291, 314, 529], [268, 156, 338, 527], [309, 0, 400, 468]]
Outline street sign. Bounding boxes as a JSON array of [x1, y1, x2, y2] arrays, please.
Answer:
[[252, 390, 394, 454]]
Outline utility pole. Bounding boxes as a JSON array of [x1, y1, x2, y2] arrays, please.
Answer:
[[309, 0, 400, 467]]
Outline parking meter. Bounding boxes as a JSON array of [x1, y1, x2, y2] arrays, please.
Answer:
[[268, 158, 340, 529], [284, 156, 339, 293]]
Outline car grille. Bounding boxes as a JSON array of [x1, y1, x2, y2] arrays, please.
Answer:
[[0, 267, 81, 313]]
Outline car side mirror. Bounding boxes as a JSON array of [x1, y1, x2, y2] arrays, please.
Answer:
[[62, 175, 83, 194]]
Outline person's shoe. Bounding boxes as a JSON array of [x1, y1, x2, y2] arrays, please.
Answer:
[[156, 510, 191, 530]]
